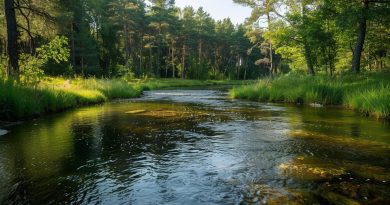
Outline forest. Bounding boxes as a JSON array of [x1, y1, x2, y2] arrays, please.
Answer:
[[0, 0, 390, 119], [1, 0, 388, 80], [1, 1, 390, 204], [1, 0, 267, 81]]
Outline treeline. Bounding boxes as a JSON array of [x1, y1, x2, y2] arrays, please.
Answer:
[[234, 0, 390, 75], [0, 0, 272, 80], [0, 0, 389, 81]]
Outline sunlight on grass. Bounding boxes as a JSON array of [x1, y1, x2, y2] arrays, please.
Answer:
[[230, 72, 390, 118], [0, 77, 247, 119]]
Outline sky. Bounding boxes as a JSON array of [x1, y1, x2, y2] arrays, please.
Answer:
[[175, 0, 252, 25]]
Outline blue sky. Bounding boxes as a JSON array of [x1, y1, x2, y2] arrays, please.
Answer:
[[175, 0, 252, 24]]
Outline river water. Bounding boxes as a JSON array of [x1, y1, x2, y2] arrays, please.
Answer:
[[0, 89, 389, 204]]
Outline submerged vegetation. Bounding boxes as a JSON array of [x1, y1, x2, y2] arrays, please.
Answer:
[[230, 72, 390, 119]]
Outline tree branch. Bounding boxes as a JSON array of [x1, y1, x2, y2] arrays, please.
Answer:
[[14, 3, 55, 22]]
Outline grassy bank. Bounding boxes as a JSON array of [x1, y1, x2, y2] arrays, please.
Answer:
[[229, 72, 390, 119], [132, 78, 246, 90], [0, 77, 245, 120], [0, 78, 141, 120]]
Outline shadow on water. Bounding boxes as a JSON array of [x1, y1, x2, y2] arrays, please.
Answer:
[[0, 89, 389, 204]]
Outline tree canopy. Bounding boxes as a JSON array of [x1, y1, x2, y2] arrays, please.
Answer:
[[1, 0, 389, 80]]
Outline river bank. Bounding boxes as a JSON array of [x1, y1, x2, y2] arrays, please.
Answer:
[[0, 78, 246, 120], [229, 72, 390, 119], [1, 89, 389, 204]]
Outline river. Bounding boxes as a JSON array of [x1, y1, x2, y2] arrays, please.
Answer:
[[0, 89, 389, 204]]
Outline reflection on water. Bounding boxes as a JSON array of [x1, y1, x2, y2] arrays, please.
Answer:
[[0, 90, 389, 204]]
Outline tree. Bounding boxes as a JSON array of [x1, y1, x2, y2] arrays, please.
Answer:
[[4, 0, 19, 78], [234, 0, 280, 76], [147, 0, 176, 77], [178, 6, 196, 79], [60, 0, 99, 76], [350, 0, 389, 73]]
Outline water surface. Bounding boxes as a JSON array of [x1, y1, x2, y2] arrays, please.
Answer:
[[0, 89, 389, 204]]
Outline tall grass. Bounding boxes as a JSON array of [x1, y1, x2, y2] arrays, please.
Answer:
[[132, 78, 247, 91], [0, 78, 141, 119], [230, 72, 390, 119], [0, 77, 247, 120], [344, 84, 390, 118]]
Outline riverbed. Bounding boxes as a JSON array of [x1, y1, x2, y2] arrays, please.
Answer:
[[0, 89, 389, 204]]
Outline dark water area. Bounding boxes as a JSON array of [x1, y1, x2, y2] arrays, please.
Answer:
[[0, 89, 389, 204]]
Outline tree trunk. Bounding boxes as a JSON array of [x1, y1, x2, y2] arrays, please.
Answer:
[[304, 42, 315, 75], [236, 55, 240, 80], [5, 0, 19, 79], [244, 56, 248, 80], [149, 48, 152, 73], [181, 45, 186, 79], [71, 23, 76, 67], [244, 66, 247, 80], [139, 35, 143, 77], [300, 2, 315, 76], [269, 41, 274, 75], [165, 47, 169, 78], [81, 57, 85, 77], [172, 45, 175, 78], [351, 0, 369, 73], [198, 40, 202, 79], [156, 34, 161, 77], [266, 12, 274, 77], [156, 46, 161, 77], [124, 23, 130, 64]]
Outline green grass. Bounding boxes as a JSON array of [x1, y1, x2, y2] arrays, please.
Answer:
[[129, 78, 247, 91], [230, 72, 390, 119], [0, 77, 247, 120], [344, 84, 390, 119], [0, 78, 139, 119]]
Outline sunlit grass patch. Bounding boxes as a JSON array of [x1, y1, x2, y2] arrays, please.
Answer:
[[230, 72, 390, 118], [66, 89, 107, 103], [1, 77, 247, 120], [0, 78, 138, 119]]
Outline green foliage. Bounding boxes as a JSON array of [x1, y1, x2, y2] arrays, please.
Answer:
[[0, 56, 7, 78], [19, 54, 45, 87], [1, 0, 390, 79], [38, 36, 70, 63], [208, 70, 227, 80], [1, 0, 389, 121], [56, 0, 263, 79], [230, 72, 390, 118], [19, 36, 70, 86]]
